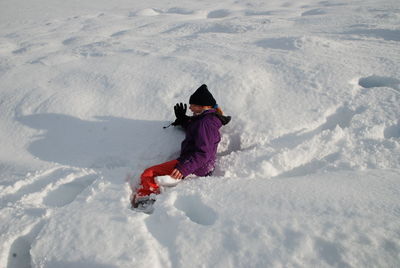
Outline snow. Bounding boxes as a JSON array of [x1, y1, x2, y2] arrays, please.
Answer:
[[155, 176, 181, 187], [1, 0, 400, 267]]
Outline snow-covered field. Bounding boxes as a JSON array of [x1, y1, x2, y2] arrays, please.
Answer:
[[1, 0, 400, 267]]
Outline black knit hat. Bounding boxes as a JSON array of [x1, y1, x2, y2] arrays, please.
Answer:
[[189, 84, 217, 107]]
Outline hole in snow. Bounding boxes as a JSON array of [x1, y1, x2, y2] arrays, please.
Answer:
[[166, 7, 194, 15], [384, 122, 400, 139], [255, 37, 303, 50], [43, 174, 96, 207], [358, 75, 400, 91], [7, 221, 45, 268], [301, 8, 327, 16], [207, 9, 231, 19], [7, 236, 32, 268], [320, 106, 365, 131], [314, 237, 349, 267], [343, 29, 400, 42], [174, 195, 217, 226]]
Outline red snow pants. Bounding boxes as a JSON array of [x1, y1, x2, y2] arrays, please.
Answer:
[[136, 159, 179, 197]]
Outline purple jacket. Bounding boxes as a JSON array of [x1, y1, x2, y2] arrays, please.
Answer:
[[176, 109, 222, 177]]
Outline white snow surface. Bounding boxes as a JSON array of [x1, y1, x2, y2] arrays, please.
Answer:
[[1, 0, 400, 267], [155, 176, 181, 187]]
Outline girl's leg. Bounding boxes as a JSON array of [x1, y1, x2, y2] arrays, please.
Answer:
[[136, 159, 179, 197]]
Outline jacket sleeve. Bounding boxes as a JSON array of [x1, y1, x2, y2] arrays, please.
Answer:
[[180, 116, 191, 129], [172, 116, 191, 129], [176, 120, 218, 177]]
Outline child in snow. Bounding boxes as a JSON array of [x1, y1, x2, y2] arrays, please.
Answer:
[[131, 84, 230, 210]]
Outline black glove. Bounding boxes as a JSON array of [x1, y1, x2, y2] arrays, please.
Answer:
[[172, 103, 189, 127], [174, 103, 187, 120]]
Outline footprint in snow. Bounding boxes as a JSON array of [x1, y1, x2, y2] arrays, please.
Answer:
[[314, 237, 350, 267], [7, 221, 45, 268], [73, 41, 110, 57], [283, 228, 305, 252], [384, 120, 400, 139], [12, 43, 48, 55], [62, 36, 79, 45], [318, 1, 347, 7], [166, 7, 195, 15], [174, 195, 217, 226], [245, 10, 275, 16], [342, 28, 400, 42], [12, 47, 28, 54], [301, 8, 327, 16], [42, 174, 97, 207], [0, 168, 79, 206], [358, 75, 400, 92], [4, 32, 19, 38], [207, 9, 231, 19], [110, 30, 129, 37], [255, 37, 303, 50]]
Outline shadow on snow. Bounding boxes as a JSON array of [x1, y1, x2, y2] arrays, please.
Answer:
[[17, 113, 183, 169]]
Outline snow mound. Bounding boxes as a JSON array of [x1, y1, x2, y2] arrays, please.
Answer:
[[133, 8, 160, 17]]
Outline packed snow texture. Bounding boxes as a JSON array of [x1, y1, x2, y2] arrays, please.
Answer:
[[1, 0, 400, 267]]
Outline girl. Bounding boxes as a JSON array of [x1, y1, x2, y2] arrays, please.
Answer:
[[131, 84, 230, 211]]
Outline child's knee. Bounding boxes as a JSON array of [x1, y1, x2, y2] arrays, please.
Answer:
[[141, 168, 154, 178]]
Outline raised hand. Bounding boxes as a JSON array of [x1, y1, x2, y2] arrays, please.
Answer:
[[174, 103, 187, 119]]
